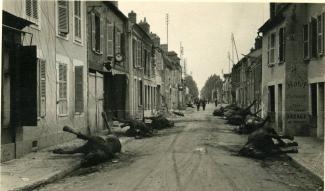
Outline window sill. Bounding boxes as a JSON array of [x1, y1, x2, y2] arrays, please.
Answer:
[[58, 114, 68, 118], [74, 112, 85, 117], [57, 34, 69, 41], [93, 50, 103, 55], [73, 40, 84, 47], [267, 63, 275, 68]]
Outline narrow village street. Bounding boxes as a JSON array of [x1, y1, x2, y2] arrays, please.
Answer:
[[37, 104, 322, 191]]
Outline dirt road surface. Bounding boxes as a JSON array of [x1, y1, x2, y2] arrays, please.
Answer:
[[37, 104, 323, 191]]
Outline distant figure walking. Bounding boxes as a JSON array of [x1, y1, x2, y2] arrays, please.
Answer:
[[195, 98, 200, 111], [201, 99, 207, 111]]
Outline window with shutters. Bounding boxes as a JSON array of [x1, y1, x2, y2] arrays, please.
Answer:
[[132, 39, 137, 67], [279, 27, 285, 63], [37, 59, 46, 117], [91, 13, 102, 53], [303, 24, 310, 59], [74, 66, 84, 113], [25, 0, 39, 24], [267, 32, 275, 66], [311, 17, 318, 58], [317, 14, 323, 55], [137, 41, 142, 68], [107, 22, 114, 57], [57, 0, 69, 37], [115, 27, 121, 54], [57, 63, 68, 116], [74, 1, 82, 43]]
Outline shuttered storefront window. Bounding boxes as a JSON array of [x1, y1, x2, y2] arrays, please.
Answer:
[[75, 66, 83, 113]]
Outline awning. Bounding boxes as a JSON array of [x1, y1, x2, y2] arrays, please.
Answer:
[[3, 11, 34, 30]]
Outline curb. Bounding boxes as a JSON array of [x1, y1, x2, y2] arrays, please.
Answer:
[[11, 136, 133, 191], [11, 162, 81, 191], [287, 155, 324, 182]]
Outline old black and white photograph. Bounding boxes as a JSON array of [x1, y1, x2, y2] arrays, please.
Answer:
[[0, 0, 324, 190]]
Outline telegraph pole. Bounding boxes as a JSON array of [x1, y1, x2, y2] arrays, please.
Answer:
[[166, 13, 169, 50]]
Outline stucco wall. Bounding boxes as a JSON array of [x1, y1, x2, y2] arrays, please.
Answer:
[[2, 0, 88, 160]]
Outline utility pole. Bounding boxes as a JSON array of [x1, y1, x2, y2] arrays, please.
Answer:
[[166, 13, 169, 50]]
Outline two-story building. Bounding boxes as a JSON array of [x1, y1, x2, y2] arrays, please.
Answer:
[[86, 1, 129, 133], [259, 3, 325, 137], [2, 0, 88, 161]]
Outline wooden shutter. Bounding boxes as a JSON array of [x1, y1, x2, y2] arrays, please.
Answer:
[[58, 0, 69, 34], [100, 17, 104, 54], [57, 63, 68, 115], [121, 32, 125, 56], [75, 66, 83, 113], [32, 0, 38, 19], [26, 0, 32, 17], [318, 14, 324, 55], [115, 27, 121, 54], [137, 41, 141, 67], [19, 46, 37, 126], [107, 22, 114, 57], [91, 13, 95, 51], [133, 39, 137, 67], [39, 59, 46, 117], [74, 1, 81, 39]]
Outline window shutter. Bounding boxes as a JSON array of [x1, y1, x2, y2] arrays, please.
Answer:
[[121, 32, 125, 56], [115, 27, 121, 54], [91, 13, 96, 51], [317, 15, 323, 55], [58, 0, 69, 34], [100, 18, 104, 54], [26, 0, 32, 17], [19, 46, 37, 126], [75, 66, 83, 113], [323, 12, 325, 55], [107, 22, 114, 57], [133, 39, 137, 67], [39, 59, 46, 117], [32, 0, 38, 19], [57, 63, 68, 115], [74, 1, 81, 39]]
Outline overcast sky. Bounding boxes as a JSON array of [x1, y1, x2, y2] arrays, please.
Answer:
[[119, 2, 269, 90]]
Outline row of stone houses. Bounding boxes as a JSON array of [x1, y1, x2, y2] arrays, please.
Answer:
[[223, 3, 324, 139], [1, 1, 184, 162]]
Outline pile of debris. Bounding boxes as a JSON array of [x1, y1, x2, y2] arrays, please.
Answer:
[[238, 126, 298, 159]]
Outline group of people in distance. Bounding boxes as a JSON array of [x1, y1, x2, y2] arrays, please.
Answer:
[[194, 98, 207, 111]]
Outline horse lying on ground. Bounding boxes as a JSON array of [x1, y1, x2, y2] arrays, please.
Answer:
[[116, 118, 154, 138], [52, 126, 121, 167], [238, 126, 298, 159], [145, 115, 174, 130]]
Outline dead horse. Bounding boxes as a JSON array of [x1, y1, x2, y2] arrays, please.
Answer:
[[52, 126, 121, 167]]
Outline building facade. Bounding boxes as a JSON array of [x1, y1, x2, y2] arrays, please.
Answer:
[[259, 3, 325, 137], [2, 0, 88, 161]]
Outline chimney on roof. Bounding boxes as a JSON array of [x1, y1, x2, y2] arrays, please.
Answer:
[[150, 33, 160, 47], [161, 44, 168, 53], [138, 17, 150, 34], [128, 11, 137, 24], [254, 36, 262, 50]]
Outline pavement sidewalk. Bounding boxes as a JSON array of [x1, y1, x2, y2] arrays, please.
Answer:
[[0, 132, 132, 191], [287, 136, 324, 181]]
